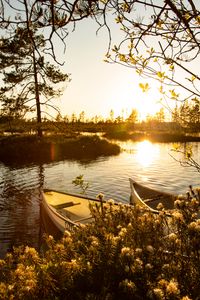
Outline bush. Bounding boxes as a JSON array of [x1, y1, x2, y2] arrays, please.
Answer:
[[0, 196, 200, 299]]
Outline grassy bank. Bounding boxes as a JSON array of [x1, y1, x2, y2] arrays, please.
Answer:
[[104, 130, 200, 142], [0, 135, 120, 165]]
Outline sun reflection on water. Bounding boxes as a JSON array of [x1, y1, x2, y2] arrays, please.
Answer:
[[135, 140, 160, 167]]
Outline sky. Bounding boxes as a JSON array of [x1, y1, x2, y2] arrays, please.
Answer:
[[56, 18, 164, 121]]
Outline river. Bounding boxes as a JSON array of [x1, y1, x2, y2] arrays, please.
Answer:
[[0, 140, 200, 258]]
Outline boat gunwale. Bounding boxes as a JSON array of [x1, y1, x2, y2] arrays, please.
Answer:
[[129, 178, 172, 217], [42, 192, 79, 227], [43, 188, 106, 204]]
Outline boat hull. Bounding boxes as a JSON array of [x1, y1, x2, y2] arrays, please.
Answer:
[[129, 178, 175, 213], [42, 189, 104, 233]]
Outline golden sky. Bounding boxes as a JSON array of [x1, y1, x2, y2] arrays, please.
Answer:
[[57, 18, 165, 120]]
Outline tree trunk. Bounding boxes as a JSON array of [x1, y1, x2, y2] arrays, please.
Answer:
[[33, 49, 42, 137]]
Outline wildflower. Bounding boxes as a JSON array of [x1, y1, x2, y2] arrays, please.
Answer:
[[121, 247, 131, 255], [119, 227, 127, 237], [175, 238, 181, 247], [96, 193, 104, 200], [70, 259, 78, 269], [63, 237, 73, 244], [145, 263, 152, 270], [0, 283, 7, 295], [107, 198, 115, 205], [79, 223, 86, 229], [168, 233, 177, 241], [24, 279, 37, 291], [135, 248, 142, 256], [124, 265, 130, 272], [119, 279, 136, 293], [158, 279, 168, 288], [91, 239, 99, 248], [135, 258, 143, 270], [146, 245, 154, 253], [155, 219, 161, 226], [190, 198, 199, 208], [55, 243, 65, 252], [8, 284, 14, 291], [174, 199, 185, 208], [112, 235, 120, 243], [157, 203, 164, 210], [153, 288, 164, 298], [188, 221, 200, 232], [162, 264, 170, 271], [24, 246, 39, 261], [0, 259, 5, 267], [127, 222, 132, 229], [172, 211, 184, 222], [166, 279, 180, 296], [63, 230, 71, 237]]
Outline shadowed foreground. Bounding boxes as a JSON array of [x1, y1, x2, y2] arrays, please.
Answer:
[[0, 197, 200, 300]]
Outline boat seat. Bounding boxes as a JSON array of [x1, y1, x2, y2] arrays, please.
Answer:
[[53, 202, 81, 209], [144, 194, 170, 203]]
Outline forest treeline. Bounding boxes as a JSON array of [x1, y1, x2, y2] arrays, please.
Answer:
[[1, 101, 200, 136]]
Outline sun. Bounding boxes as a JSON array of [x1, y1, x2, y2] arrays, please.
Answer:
[[107, 75, 163, 121], [133, 96, 161, 121]]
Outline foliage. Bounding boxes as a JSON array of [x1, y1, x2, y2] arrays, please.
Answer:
[[0, 25, 69, 137], [72, 175, 90, 194], [172, 101, 200, 130], [0, 193, 200, 299], [1, 1, 200, 130], [103, 1, 200, 108], [171, 144, 200, 173]]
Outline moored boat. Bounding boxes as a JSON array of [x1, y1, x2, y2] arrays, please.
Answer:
[[42, 189, 106, 233], [129, 178, 176, 213]]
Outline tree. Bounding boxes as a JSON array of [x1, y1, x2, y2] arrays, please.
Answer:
[[109, 109, 114, 123], [1, 1, 200, 131], [126, 108, 138, 123], [101, 1, 200, 114], [155, 108, 165, 123], [78, 111, 85, 123], [0, 26, 69, 136]]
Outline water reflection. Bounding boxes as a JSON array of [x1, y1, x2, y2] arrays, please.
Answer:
[[0, 164, 44, 258], [1, 141, 200, 258], [135, 140, 160, 167]]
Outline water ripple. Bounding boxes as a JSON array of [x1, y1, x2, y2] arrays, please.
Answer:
[[1, 141, 200, 257]]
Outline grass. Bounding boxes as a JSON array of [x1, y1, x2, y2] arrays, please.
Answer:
[[0, 135, 120, 165]]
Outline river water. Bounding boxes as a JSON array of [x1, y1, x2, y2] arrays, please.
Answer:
[[0, 140, 200, 258]]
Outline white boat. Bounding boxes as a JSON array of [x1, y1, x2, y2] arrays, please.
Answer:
[[42, 189, 105, 233], [129, 178, 176, 214]]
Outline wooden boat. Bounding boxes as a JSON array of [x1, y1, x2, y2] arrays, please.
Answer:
[[42, 189, 106, 233], [129, 178, 176, 214]]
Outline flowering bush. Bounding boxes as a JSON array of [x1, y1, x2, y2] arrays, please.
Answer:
[[0, 195, 200, 299]]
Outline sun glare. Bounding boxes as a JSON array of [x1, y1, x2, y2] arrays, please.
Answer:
[[108, 77, 163, 121], [135, 140, 160, 167]]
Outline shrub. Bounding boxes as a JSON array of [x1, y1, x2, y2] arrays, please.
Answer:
[[0, 196, 200, 299]]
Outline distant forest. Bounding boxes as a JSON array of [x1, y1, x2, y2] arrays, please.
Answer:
[[1, 100, 200, 135]]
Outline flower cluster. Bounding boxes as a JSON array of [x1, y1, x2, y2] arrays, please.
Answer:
[[0, 196, 199, 299]]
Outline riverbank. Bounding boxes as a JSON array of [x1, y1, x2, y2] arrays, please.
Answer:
[[1, 130, 200, 165], [0, 135, 120, 165], [103, 130, 200, 142]]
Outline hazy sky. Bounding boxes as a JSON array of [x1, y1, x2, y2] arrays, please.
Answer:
[[56, 17, 163, 120]]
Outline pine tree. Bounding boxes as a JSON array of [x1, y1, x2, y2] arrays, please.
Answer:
[[0, 25, 69, 137]]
